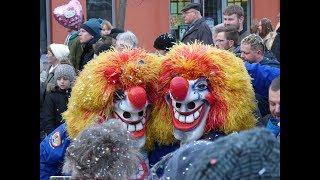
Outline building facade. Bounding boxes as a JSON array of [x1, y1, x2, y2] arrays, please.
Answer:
[[40, 0, 279, 52]]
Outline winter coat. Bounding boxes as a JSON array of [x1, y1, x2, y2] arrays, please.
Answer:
[[264, 49, 279, 63], [259, 56, 280, 68], [78, 42, 95, 71], [40, 123, 71, 180], [238, 28, 250, 42], [264, 31, 277, 51], [181, 17, 214, 45], [255, 93, 270, 118], [40, 86, 71, 141], [271, 27, 280, 62], [40, 81, 46, 109], [43, 65, 58, 95], [245, 62, 280, 98], [257, 114, 272, 127], [69, 38, 83, 71], [257, 114, 280, 138]]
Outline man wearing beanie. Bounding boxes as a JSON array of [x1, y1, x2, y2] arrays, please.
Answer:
[[153, 33, 176, 55], [69, 18, 102, 71], [40, 64, 76, 141]]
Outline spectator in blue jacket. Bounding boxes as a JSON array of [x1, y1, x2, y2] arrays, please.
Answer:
[[240, 34, 279, 68], [213, 26, 280, 117], [258, 76, 280, 139], [245, 62, 279, 117], [244, 62, 279, 98]]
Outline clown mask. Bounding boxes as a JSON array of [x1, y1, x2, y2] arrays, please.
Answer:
[[166, 76, 212, 144], [112, 86, 150, 149]]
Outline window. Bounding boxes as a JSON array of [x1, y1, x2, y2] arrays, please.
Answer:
[[170, 0, 191, 41], [200, 0, 222, 29], [87, 0, 113, 24]]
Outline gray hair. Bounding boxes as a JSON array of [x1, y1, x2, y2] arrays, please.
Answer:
[[116, 31, 138, 49]]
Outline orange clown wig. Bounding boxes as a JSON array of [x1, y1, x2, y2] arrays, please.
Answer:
[[62, 48, 170, 150], [148, 42, 257, 143]]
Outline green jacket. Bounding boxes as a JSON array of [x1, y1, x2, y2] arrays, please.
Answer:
[[69, 37, 83, 71]]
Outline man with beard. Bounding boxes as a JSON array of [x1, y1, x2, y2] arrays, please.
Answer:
[[214, 4, 249, 43]]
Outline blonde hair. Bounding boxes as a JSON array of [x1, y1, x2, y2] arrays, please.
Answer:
[[241, 34, 264, 52], [102, 20, 113, 30]]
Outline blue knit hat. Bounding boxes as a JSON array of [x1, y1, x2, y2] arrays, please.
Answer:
[[81, 18, 102, 44]]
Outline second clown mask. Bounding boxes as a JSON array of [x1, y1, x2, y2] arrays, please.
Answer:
[[151, 43, 257, 144]]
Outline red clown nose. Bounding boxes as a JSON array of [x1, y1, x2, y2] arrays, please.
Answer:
[[170, 76, 189, 101], [128, 86, 147, 109]]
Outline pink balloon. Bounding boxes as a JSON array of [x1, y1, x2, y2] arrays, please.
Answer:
[[53, 0, 83, 30]]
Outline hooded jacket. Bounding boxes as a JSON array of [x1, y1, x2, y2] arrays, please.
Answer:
[[40, 86, 71, 140]]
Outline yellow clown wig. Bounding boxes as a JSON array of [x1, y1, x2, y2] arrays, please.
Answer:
[[148, 42, 257, 143], [62, 48, 166, 151]]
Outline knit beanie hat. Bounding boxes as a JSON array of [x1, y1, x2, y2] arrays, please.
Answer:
[[153, 33, 176, 51], [49, 43, 70, 61], [160, 127, 280, 180], [80, 18, 102, 45], [54, 64, 76, 82]]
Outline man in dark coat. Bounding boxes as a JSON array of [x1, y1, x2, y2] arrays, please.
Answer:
[[271, 26, 280, 62], [180, 3, 213, 45]]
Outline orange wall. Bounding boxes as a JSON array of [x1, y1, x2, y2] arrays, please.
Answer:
[[50, 0, 87, 44], [50, 0, 279, 50], [252, 0, 280, 28], [124, 0, 170, 52]]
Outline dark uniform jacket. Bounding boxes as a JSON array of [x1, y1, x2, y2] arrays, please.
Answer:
[[181, 17, 214, 45]]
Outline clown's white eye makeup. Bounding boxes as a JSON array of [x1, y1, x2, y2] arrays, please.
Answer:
[[194, 79, 208, 91]]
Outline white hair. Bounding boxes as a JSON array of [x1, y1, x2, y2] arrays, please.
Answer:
[[116, 31, 138, 49]]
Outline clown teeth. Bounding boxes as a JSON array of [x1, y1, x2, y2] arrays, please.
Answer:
[[138, 165, 143, 171], [142, 118, 146, 125], [185, 114, 194, 123], [175, 107, 202, 123], [178, 115, 186, 123], [128, 124, 135, 132], [136, 122, 143, 131], [174, 111, 180, 119], [138, 170, 143, 176], [194, 111, 200, 119]]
